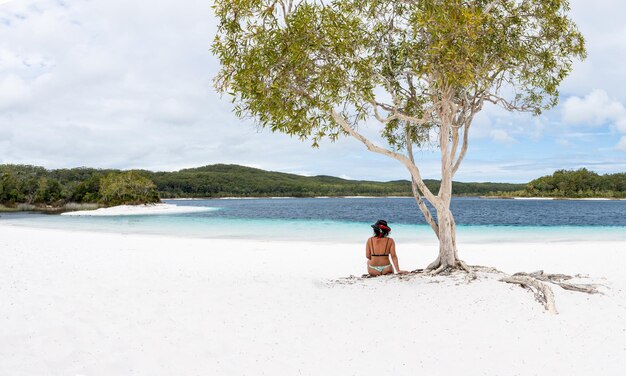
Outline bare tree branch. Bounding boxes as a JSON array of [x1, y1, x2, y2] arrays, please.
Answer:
[[484, 0, 500, 14], [331, 110, 439, 204], [485, 94, 534, 112], [450, 125, 460, 167], [452, 123, 470, 175], [371, 101, 432, 126], [452, 96, 483, 175], [406, 128, 439, 237]]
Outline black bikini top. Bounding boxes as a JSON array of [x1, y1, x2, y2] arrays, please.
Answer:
[[370, 237, 391, 257]]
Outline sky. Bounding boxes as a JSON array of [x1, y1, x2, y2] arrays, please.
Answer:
[[1, 0, 626, 183]]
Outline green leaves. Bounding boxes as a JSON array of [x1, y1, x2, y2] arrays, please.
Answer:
[[99, 171, 160, 206], [525, 169, 626, 198], [213, 0, 586, 148]]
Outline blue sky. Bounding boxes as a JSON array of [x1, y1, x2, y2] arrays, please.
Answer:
[[0, 0, 625, 183]]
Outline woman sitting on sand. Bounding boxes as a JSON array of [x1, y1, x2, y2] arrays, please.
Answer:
[[366, 220, 408, 276]]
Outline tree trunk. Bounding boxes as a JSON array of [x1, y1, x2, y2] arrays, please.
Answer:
[[425, 111, 465, 273], [437, 207, 458, 266], [426, 206, 461, 272]]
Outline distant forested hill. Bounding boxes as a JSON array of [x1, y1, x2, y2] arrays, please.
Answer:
[[0, 163, 525, 209], [141, 164, 524, 198]]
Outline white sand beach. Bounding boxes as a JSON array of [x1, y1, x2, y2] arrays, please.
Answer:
[[1, 223, 625, 375], [61, 203, 216, 216]]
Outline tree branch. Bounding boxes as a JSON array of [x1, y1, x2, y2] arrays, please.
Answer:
[[485, 94, 534, 113], [450, 126, 460, 167], [331, 109, 438, 204], [451, 123, 470, 175], [406, 128, 439, 237], [371, 101, 432, 126], [452, 97, 482, 175], [484, 0, 500, 14]]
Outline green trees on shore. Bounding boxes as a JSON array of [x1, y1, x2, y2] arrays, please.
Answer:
[[99, 171, 160, 206], [523, 169, 626, 198], [0, 163, 525, 206], [0, 165, 159, 208], [1, 164, 625, 209]]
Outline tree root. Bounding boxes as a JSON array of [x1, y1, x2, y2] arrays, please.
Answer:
[[509, 270, 601, 294], [425, 256, 441, 271], [501, 275, 558, 314], [500, 270, 600, 314], [330, 267, 600, 315], [411, 265, 599, 314], [429, 264, 448, 276], [426, 259, 475, 280]]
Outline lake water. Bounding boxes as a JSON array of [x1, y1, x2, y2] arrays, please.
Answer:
[[1, 197, 625, 243]]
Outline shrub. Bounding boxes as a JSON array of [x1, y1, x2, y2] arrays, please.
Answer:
[[98, 171, 160, 206]]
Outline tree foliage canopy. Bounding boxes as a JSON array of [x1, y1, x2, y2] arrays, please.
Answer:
[[213, 0, 585, 148]]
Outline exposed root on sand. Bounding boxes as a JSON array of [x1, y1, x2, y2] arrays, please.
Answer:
[[500, 270, 601, 314], [501, 274, 559, 314], [330, 266, 601, 314], [424, 259, 476, 281]]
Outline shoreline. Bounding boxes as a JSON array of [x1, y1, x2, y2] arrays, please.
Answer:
[[174, 195, 626, 200], [3, 215, 626, 244], [480, 196, 626, 201], [3, 195, 625, 214], [60, 203, 217, 216]]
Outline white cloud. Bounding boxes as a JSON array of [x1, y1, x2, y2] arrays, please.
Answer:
[[0, 49, 22, 70], [0, 74, 31, 109], [561, 89, 626, 151], [562, 89, 626, 126], [152, 98, 197, 126], [490, 130, 516, 144], [556, 139, 573, 148], [561, 1, 626, 102]]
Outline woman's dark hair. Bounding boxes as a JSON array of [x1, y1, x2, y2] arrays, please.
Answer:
[[371, 219, 391, 238], [373, 228, 389, 238]]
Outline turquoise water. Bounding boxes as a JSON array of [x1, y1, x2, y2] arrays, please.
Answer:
[[1, 197, 625, 243]]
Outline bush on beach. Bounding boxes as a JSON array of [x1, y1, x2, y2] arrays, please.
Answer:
[[98, 171, 160, 207]]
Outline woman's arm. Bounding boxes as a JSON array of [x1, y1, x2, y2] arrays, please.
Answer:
[[389, 239, 408, 274], [365, 238, 371, 260]]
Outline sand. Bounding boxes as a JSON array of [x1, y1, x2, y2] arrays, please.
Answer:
[[1, 223, 625, 375], [61, 203, 216, 216]]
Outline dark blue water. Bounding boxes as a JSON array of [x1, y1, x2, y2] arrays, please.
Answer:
[[171, 197, 626, 227]]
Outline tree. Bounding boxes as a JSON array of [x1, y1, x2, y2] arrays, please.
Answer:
[[0, 170, 23, 204], [99, 171, 160, 206], [212, 0, 586, 273], [33, 177, 64, 205], [71, 174, 103, 203]]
